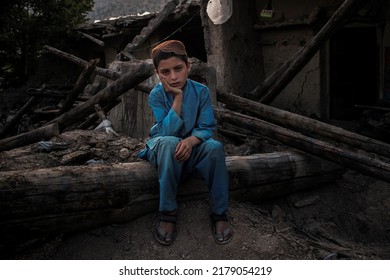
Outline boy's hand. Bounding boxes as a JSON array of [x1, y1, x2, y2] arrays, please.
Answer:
[[175, 136, 201, 161], [160, 76, 182, 97]]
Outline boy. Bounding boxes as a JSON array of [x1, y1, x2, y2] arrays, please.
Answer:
[[137, 40, 232, 245]]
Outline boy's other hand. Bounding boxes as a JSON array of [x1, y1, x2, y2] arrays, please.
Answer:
[[175, 136, 201, 161]]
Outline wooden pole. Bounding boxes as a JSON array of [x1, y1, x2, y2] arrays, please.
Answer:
[[58, 59, 99, 115], [218, 92, 390, 159], [0, 123, 59, 152], [49, 60, 155, 131], [214, 106, 390, 183], [43, 45, 121, 81]]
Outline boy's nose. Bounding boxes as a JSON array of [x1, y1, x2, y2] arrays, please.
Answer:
[[170, 72, 177, 80]]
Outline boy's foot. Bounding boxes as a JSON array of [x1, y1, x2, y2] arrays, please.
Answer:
[[211, 213, 233, 245], [155, 211, 177, 245]]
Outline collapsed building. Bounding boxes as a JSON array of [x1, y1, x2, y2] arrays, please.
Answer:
[[67, 0, 389, 140]]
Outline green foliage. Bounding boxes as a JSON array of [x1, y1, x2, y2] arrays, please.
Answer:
[[0, 0, 94, 90]]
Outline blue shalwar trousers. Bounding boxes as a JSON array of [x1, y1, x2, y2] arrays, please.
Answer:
[[144, 136, 229, 215]]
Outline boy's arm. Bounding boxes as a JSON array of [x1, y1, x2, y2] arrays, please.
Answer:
[[175, 87, 215, 162], [149, 87, 184, 137], [160, 76, 183, 116]]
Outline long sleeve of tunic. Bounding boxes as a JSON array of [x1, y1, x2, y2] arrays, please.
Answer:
[[136, 79, 216, 158]]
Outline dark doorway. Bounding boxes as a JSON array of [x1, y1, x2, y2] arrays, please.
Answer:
[[329, 26, 379, 120]]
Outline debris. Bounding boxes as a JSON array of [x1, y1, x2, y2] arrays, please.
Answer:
[[94, 119, 119, 136], [36, 141, 70, 152]]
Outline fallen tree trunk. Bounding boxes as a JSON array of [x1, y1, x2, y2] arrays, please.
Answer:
[[214, 106, 390, 183], [0, 123, 59, 152], [218, 93, 390, 159], [0, 152, 343, 244]]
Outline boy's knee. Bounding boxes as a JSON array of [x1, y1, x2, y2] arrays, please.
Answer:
[[158, 136, 180, 151], [204, 139, 224, 155]]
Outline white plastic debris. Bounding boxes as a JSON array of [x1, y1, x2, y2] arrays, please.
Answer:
[[94, 119, 119, 136], [206, 0, 233, 25]]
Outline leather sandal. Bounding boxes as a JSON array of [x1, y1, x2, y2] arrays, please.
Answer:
[[155, 211, 177, 245], [211, 213, 233, 245]]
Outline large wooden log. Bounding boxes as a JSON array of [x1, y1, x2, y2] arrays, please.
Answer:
[[0, 123, 59, 152], [250, 0, 363, 103], [43, 45, 121, 80], [0, 152, 343, 244], [49, 60, 155, 131], [218, 93, 390, 159], [214, 106, 390, 183]]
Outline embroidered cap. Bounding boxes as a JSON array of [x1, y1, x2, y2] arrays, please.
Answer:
[[151, 40, 187, 59]]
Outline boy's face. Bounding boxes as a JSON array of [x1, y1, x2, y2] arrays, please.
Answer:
[[156, 57, 190, 90]]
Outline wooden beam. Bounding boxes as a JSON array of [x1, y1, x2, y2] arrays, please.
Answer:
[[77, 31, 105, 47], [58, 59, 99, 115], [43, 45, 121, 80], [49, 60, 155, 131], [123, 0, 180, 57], [0, 123, 59, 152], [214, 106, 390, 183], [218, 92, 390, 159]]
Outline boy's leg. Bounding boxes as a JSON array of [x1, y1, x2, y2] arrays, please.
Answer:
[[189, 138, 229, 215], [188, 138, 232, 243], [150, 136, 182, 212], [148, 136, 182, 245]]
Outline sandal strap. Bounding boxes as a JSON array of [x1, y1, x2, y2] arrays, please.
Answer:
[[159, 212, 177, 224], [211, 212, 228, 222]]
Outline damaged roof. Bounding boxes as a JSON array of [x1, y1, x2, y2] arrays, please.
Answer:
[[76, 0, 201, 40]]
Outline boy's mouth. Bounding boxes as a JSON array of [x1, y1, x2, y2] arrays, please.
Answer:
[[171, 82, 181, 87]]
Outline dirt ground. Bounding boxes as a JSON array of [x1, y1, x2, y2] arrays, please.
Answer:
[[1, 130, 389, 260]]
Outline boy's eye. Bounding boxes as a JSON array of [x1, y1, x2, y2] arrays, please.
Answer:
[[174, 66, 183, 72], [160, 70, 170, 75]]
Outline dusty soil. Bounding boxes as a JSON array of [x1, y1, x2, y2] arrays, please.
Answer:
[[1, 130, 389, 260]]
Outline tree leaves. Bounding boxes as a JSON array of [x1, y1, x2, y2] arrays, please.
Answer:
[[0, 0, 94, 90]]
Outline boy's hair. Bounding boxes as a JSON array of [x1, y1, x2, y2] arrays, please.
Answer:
[[151, 40, 188, 68]]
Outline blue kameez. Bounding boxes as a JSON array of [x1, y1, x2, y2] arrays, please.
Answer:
[[137, 79, 229, 215]]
